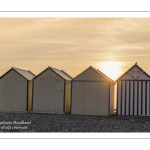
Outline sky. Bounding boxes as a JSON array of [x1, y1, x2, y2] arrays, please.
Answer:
[[1, 18, 150, 80]]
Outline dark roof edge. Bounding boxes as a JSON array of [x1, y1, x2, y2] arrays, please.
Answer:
[[28, 70, 36, 77], [33, 66, 72, 81], [49, 66, 72, 80], [12, 67, 35, 79], [33, 67, 49, 80], [96, 69, 115, 83], [0, 68, 12, 79], [90, 66, 114, 83], [50, 68, 72, 81], [73, 66, 91, 80], [0, 68, 28, 81], [12, 67, 29, 72], [48, 66, 60, 71], [13, 69, 30, 81], [61, 70, 73, 79]]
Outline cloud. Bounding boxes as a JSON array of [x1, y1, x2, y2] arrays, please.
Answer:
[[1, 18, 150, 78]]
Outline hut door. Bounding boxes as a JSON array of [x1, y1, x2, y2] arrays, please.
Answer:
[[47, 80, 55, 112], [55, 91, 63, 112], [83, 82, 98, 115], [18, 82, 26, 111], [55, 81, 64, 112]]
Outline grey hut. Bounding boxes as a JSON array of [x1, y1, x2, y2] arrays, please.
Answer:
[[71, 66, 115, 116], [32, 66, 72, 114], [116, 63, 150, 116], [0, 67, 35, 112]]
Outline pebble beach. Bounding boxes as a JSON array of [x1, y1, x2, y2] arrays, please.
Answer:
[[0, 112, 150, 132]]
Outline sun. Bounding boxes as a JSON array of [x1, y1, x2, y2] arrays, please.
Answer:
[[98, 61, 122, 80]]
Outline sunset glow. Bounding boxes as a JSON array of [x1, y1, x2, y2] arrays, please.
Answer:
[[99, 61, 122, 80], [0, 18, 150, 80]]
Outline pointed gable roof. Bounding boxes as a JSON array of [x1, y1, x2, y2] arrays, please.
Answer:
[[0, 67, 35, 81], [50, 67, 72, 81], [116, 62, 150, 81], [33, 66, 72, 81], [73, 66, 114, 83], [13, 67, 36, 80]]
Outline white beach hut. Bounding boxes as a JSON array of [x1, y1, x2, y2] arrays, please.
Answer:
[[71, 66, 115, 116], [0, 67, 35, 112], [32, 66, 72, 114], [116, 63, 150, 116]]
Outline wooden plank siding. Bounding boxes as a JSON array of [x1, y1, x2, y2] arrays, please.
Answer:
[[117, 80, 150, 116], [0, 70, 27, 112]]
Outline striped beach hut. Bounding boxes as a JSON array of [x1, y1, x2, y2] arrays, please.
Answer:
[[0, 67, 35, 112], [32, 66, 72, 114], [71, 66, 115, 116], [116, 62, 150, 116]]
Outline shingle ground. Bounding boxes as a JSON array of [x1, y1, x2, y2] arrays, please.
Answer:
[[0, 112, 150, 132]]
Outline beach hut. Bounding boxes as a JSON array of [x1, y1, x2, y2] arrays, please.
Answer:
[[32, 66, 72, 114], [116, 62, 150, 116], [71, 66, 115, 116], [0, 67, 35, 112]]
